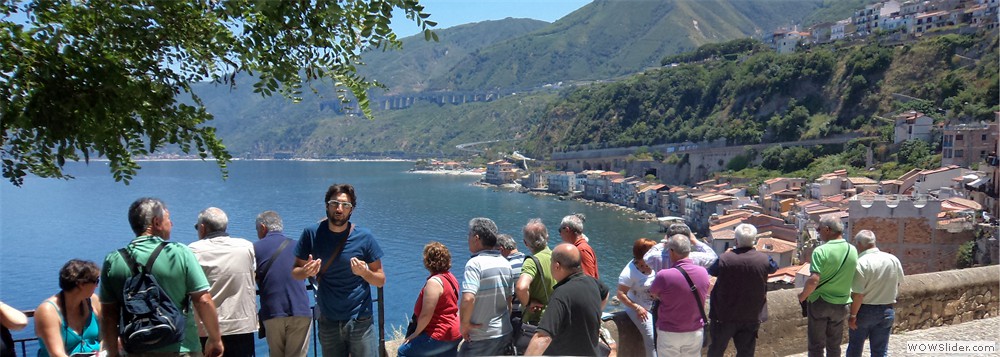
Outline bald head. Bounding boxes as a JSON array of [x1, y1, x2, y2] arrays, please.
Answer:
[[551, 243, 582, 281]]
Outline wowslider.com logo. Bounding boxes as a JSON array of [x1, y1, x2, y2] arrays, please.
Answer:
[[906, 341, 997, 354]]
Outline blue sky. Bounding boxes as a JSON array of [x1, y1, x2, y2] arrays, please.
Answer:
[[391, 0, 592, 37]]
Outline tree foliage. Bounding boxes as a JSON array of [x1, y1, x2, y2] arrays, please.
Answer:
[[0, 0, 434, 185]]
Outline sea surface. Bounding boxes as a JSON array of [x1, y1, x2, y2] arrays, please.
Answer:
[[0, 160, 658, 354]]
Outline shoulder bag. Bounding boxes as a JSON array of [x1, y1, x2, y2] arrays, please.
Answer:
[[674, 265, 710, 347], [513, 255, 548, 354], [256, 238, 292, 339], [800, 247, 851, 317]]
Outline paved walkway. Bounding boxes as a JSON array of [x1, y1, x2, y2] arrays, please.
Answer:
[[786, 317, 1000, 356]]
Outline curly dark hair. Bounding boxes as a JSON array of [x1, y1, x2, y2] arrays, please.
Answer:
[[423, 242, 452, 274], [58, 259, 100, 291]]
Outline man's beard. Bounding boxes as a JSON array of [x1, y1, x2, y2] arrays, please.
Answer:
[[327, 210, 351, 227]]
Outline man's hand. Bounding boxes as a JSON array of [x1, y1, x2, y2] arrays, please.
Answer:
[[527, 301, 545, 314], [204, 337, 224, 357], [460, 321, 482, 341], [848, 316, 858, 330], [302, 255, 321, 277], [798, 291, 808, 303], [350, 257, 369, 277]]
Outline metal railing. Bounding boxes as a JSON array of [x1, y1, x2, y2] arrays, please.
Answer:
[[11, 310, 36, 357], [14, 286, 389, 357]]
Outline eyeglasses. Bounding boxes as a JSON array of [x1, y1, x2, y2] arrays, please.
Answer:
[[327, 200, 354, 209]]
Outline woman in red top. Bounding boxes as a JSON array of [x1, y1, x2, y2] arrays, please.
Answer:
[[397, 242, 462, 357]]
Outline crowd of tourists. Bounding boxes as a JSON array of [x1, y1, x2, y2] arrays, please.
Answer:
[[0, 183, 904, 357]]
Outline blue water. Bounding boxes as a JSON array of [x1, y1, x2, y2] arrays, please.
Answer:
[[0, 160, 658, 354]]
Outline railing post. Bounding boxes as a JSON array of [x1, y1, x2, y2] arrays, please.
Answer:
[[378, 287, 387, 357]]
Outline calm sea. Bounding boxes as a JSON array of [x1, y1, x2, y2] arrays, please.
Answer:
[[0, 160, 658, 354]]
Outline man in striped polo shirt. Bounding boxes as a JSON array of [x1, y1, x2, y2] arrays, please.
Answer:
[[460, 217, 514, 356]]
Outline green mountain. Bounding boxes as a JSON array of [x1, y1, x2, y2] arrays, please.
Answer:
[[430, 0, 824, 91], [358, 18, 549, 94], [517, 32, 998, 160]]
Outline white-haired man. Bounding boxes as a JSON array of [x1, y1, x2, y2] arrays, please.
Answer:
[[706, 224, 777, 357], [644, 223, 718, 273], [190, 207, 258, 356], [798, 215, 858, 357], [845, 230, 903, 357]]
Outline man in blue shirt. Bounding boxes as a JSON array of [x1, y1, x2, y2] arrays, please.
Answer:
[[254, 211, 312, 357], [292, 184, 385, 357]]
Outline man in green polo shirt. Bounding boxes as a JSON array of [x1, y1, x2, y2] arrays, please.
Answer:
[[515, 218, 556, 324], [798, 215, 858, 357], [100, 197, 225, 357]]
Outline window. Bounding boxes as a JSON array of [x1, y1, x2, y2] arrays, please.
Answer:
[[956, 134, 964, 141], [956, 150, 964, 158], [982, 151, 988, 159], [983, 134, 988, 141], [944, 149, 953, 158]]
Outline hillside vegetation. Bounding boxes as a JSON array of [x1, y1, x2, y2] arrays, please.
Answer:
[[429, 0, 822, 91], [519, 31, 998, 157]]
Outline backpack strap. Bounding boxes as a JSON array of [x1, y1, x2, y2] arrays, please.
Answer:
[[119, 242, 189, 310], [118, 248, 141, 276], [145, 242, 169, 273]]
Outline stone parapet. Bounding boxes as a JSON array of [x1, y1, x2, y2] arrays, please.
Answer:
[[382, 266, 998, 356]]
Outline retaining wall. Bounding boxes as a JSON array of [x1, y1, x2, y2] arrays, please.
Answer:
[[384, 265, 998, 356]]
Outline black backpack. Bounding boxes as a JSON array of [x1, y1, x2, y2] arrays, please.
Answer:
[[117, 241, 188, 353]]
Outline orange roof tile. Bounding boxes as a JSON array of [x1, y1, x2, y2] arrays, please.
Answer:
[[756, 237, 796, 254]]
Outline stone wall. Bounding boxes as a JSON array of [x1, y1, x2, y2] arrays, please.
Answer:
[[852, 216, 976, 274], [382, 266, 997, 356]]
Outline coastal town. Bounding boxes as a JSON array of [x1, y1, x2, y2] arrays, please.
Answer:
[[414, 110, 999, 292]]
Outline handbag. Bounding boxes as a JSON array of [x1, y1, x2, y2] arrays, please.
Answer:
[[406, 273, 458, 337], [674, 266, 709, 347], [513, 255, 548, 355], [256, 238, 292, 339], [801, 249, 851, 317]]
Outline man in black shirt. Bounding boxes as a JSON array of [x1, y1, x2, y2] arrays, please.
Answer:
[[524, 243, 609, 356]]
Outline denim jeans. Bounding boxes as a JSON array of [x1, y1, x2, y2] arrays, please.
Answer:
[[626, 306, 657, 357], [397, 333, 461, 357], [807, 298, 848, 357], [317, 315, 376, 357], [846, 304, 894, 357]]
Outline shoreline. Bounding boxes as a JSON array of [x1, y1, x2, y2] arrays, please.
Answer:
[[478, 182, 660, 223], [409, 169, 485, 176]]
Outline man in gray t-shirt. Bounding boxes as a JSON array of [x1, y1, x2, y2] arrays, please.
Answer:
[[460, 217, 513, 356]]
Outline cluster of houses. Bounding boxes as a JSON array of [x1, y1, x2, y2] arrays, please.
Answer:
[[478, 115, 999, 291], [769, 0, 998, 53]]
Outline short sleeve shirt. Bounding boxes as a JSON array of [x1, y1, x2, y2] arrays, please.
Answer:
[[537, 272, 609, 356], [851, 248, 904, 305], [99, 236, 210, 353], [520, 248, 555, 323], [574, 239, 600, 279], [808, 239, 858, 304], [295, 221, 384, 321], [461, 250, 513, 341], [618, 259, 655, 310]]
